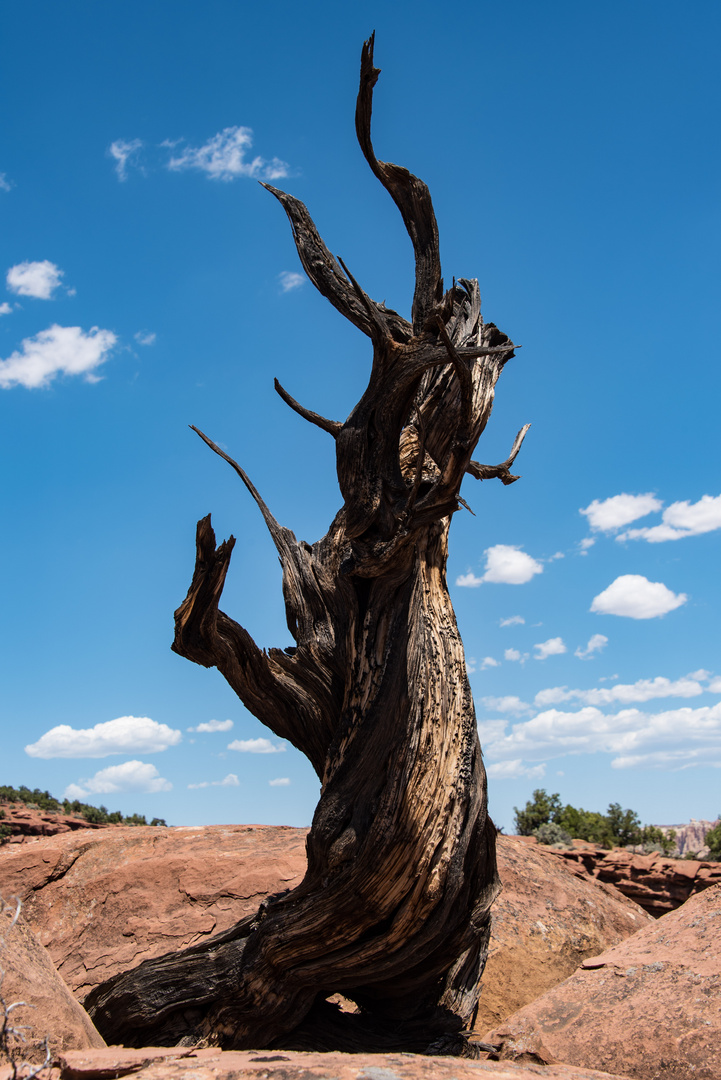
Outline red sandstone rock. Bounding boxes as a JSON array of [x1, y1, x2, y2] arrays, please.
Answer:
[[474, 837, 652, 1032], [0, 802, 108, 843], [0, 824, 650, 1037], [547, 845, 721, 916], [482, 882, 721, 1080], [0, 1046, 634, 1080], [0, 901, 105, 1064]]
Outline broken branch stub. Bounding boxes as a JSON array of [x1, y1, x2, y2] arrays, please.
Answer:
[[85, 34, 528, 1056]]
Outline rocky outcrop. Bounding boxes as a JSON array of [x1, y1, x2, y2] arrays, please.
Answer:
[[5, 1046, 634, 1080], [548, 845, 721, 916], [482, 882, 721, 1080], [0, 901, 105, 1063], [473, 836, 652, 1032], [656, 818, 719, 858], [0, 824, 650, 1035], [0, 802, 109, 842]]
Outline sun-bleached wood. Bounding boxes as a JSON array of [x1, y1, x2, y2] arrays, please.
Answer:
[[85, 33, 527, 1056]]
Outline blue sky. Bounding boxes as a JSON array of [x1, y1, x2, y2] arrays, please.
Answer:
[[1, 1, 719, 833]]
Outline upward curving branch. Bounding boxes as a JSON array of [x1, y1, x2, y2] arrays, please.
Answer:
[[86, 35, 529, 1058]]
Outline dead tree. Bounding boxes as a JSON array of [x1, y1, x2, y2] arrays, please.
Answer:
[[85, 35, 528, 1055]]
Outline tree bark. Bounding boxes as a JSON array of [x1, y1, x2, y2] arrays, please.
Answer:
[[84, 34, 528, 1056]]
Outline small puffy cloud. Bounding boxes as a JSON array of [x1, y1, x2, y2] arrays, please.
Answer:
[[278, 271, 305, 293], [228, 737, 286, 754], [575, 633, 608, 660], [269, 777, 291, 786], [134, 331, 156, 346], [480, 656, 500, 670], [188, 773, 239, 789], [591, 575, 687, 620], [481, 696, 532, 716], [500, 615, 525, 627], [109, 138, 143, 181], [7, 260, 64, 299], [0, 173, 12, 192], [504, 648, 529, 664], [457, 545, 543, 588], [578, 538, 595, 556], [64, 760, 171, 797], [534, 637, 567, 661], [0, 302, 11, 316], [618, 495, 721, 543], [709, 677, 721, 694], [534, 673, 708, 709], [0, 324, 117, 389], [26, 716, 181, 759], [187, 718, 233, 733], [580, 493, 662, 532], [486, 760, 546, 780], [166, 126, 289, 182]]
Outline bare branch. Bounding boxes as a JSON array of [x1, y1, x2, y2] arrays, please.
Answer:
[[274, 378, 341, 438], [467, 423, 531, 485], [356, 33, 443, 333]]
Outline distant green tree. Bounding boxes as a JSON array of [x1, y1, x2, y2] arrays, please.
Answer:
[[514, 789, 562, 835], [556, 804, 614, 847], [705, 822, 721, 861], [606, 802, 643, 847], [150, 818, 167, 827], [639, 825, 676, 855]]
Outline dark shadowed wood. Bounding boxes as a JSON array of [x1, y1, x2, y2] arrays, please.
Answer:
[[84, 35, 527, 1057]]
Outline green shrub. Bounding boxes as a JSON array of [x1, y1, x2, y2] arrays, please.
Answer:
[[705, 822, 721, 861], [533, 822, 573, 847]]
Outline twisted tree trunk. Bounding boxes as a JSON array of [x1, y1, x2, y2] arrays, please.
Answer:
[[85, 34, 528, 1056]]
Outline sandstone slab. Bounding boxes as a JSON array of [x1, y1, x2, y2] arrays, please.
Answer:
[[482, 882, 721, 1080], [0, 900, 105, 1064]]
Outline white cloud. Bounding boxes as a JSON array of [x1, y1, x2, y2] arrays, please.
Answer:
[[575, 633, 608, 659], [25, 716, 181, 758], [481, 700, 721, 768], [480, 656, 500, 670], [534, 637, 567, 660], [188, 773, 239, 789], [591, 574, 687, 619], [0, 324, 117, 389], [134, 331, 156, 346], [278, 271, 305, 293], [6, 260, 64, 299], [578, 538, 595, 555], [0, 173, 12, 192], [481, 695, 532, 716], [504, 648, 529, 664], [109, 138, 143, 181], [709, 677, 721, 694], [188, 718, 234, 733], [534, 673, 708, 709], [269, 777, 291, 786], [0, 302, 11, 316], [612, 749, 721, 770], [457, 545, 543, 589], [228, 737, 286, 754], [486, 760, 546, 780], [64, 760, 172, 797], [166, 126, 289, 182], [580, 493, 662, 532], [618, 495, 721, 543], [500, 616, 525, 627]]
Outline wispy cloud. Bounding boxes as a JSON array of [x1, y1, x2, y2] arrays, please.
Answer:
[[26, 716, 181, 758], [165, 126, 289, 182], [228, 737, 286, 754], [534, 672, 711, 709], [188, 718, 233, 733], [109, 138, 143, 181], [500, 615, 525, 627], [580, 493, 662, 532], [188, 773, 239, 789], [591, 574, 687, 619], [0, 173, 12, 192], [0, 324, 117, 389], [480, 656, 501, 670], [278, 271, 305, 293], [134, 330, 156, 346], [269, 777, 291, 786], [575, 633, 608, 659], [65, 760, 172, 798], [486, 760, 546, 780], [481, 695, 532, 716], [457, 545, 543, 588], [618, 494, 721, 543], [0, 302, 11, 316], [534, 637, 567, 661], [6, 260, 65, 300], [504, 648, 529, 664]]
